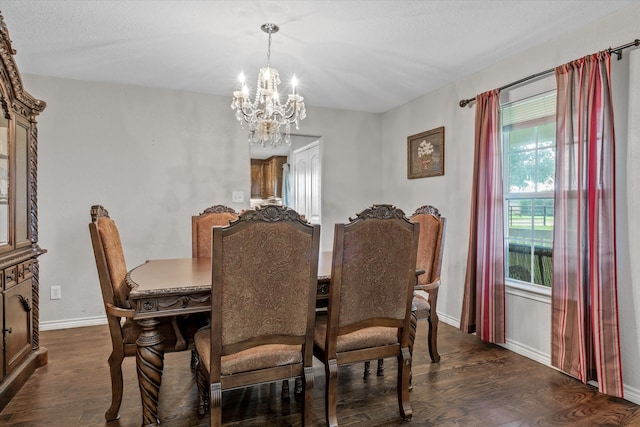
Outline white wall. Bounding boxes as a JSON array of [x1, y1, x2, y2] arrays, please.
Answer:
[[22, 0, 640, 405], [380, 3, 640, 403], [24, 75, 382, 328]]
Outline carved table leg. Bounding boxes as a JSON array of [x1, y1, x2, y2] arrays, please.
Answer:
[[136, 318, 165, 427]]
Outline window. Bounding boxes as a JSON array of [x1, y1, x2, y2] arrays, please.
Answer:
[[502, 91, 556, 287]]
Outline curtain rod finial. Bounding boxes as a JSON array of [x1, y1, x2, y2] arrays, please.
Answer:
[[459, 98, 474, 108]]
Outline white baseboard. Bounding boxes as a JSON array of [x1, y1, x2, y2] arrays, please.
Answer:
[[40, 315, 107, 331], [437, 311, 550, 366], [499, 339, 551, 366], [435, 311, 640, 405], [437, 311, 460, 329], [624, 383, 640, 405]]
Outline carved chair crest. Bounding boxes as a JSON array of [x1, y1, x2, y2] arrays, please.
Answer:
[[413, 205, 441, 219], [90, 204, 110, 222], [199, 205, 237, 215], [237, 204, 307, 223], [349, 204, 409, 223]]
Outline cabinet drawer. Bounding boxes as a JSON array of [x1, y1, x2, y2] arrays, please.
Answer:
[[17, 261, 33, 283], [4, 266, 17, 289]]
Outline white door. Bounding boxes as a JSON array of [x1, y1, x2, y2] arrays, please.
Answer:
[[291, 141, 320, 224]]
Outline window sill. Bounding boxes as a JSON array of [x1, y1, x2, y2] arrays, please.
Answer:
[[505, 279, 551, 304]]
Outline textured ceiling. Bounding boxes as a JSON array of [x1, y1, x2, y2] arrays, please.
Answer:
[[0, 0, 633, 113]]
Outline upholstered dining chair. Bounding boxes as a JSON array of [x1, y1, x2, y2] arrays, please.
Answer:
[[366, 204, 447, 378], [410, 205, 446, 363], [314, 204, 419, 427], [192, 203, 295, 399], [193, 205, 320, 426], [190, 205, 240, 370], [192, 205, 238, 258], [89, 205, 190, 421]]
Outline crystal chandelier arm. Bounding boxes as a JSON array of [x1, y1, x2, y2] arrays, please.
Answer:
[[282, 97, 305, 121]]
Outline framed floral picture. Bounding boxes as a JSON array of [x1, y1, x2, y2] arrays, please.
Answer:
[[407, 126, 445, 179]]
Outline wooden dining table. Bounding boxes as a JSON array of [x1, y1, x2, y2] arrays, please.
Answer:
[[124, 251, 333, 427]]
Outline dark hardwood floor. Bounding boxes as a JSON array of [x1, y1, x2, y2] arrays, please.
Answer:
[[1, 321, 639, 426]]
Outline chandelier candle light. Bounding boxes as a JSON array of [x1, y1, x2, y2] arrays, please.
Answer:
[[231, 23, 306, 147]]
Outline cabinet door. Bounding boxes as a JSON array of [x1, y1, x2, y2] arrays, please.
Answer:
[[250, 160, 264, 198], [4, 280, 32, 374], [264, 156, 286, 198], [264, 159, 275, 197], [0, 290, 4, 381], [271, 156, 286, 198]]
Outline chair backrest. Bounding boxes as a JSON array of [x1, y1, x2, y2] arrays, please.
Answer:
[[89, 205, 131, 310], [210, 205, 320, 362], [410, 205, 446, 288], [192, 205, 238, 258], [329, 204, 419, 335]]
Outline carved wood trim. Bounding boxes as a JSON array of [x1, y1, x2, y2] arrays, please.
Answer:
[[349, 204, 408, 222], [90, 204, 110, 222], [412, 204, 441, 219], [29, 123, 39, 243], [237, 204, 306, 223], [0, 14, 46, 115], [0, 247, 42, 270], [199, 205, 237, 215], [31, 260, 40, 349]]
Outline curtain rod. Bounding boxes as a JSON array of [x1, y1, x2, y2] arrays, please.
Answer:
[[458, 38, 640, 108]]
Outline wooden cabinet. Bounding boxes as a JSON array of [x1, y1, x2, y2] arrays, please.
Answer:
[[250, 159, 265, 198], [0, 13, 47, 411], [250, 156, 287, 199]]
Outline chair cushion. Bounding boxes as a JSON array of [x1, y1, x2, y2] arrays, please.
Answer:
[[413, 293, 431, 321], [97, 217, 130, 308], [194, 328, 302, 376], [195, 212, 238, 258], [313, 315, 398, 353], [411, 214, 440, 287]]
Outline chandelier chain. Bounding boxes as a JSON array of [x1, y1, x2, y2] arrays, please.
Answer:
[[267, 32, 272, 67]]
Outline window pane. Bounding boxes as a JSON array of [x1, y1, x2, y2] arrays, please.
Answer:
[[532, 199, 554, 243], [509, 127, 537, 152], [507, 240, 533, 283], [508, 151, 535, 192], [535, 147, 555, 191], [506, 199, 531, 241], [537, 122, 555, 147]]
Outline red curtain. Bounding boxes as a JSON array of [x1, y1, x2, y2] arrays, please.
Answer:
[[552, 51, 623, 397], [460, 89, 505, 344]]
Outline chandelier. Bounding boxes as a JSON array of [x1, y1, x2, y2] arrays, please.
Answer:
[[231, 23, 306, 147]]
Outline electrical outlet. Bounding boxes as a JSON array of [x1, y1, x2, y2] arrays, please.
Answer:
[[50, 285, 62, 300], [232, 191, 244, 203]]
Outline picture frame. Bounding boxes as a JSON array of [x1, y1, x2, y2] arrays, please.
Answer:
[[407, 126, 445, 179]]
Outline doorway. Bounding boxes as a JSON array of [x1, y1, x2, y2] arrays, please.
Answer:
[[291, 139, 321, 224]]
